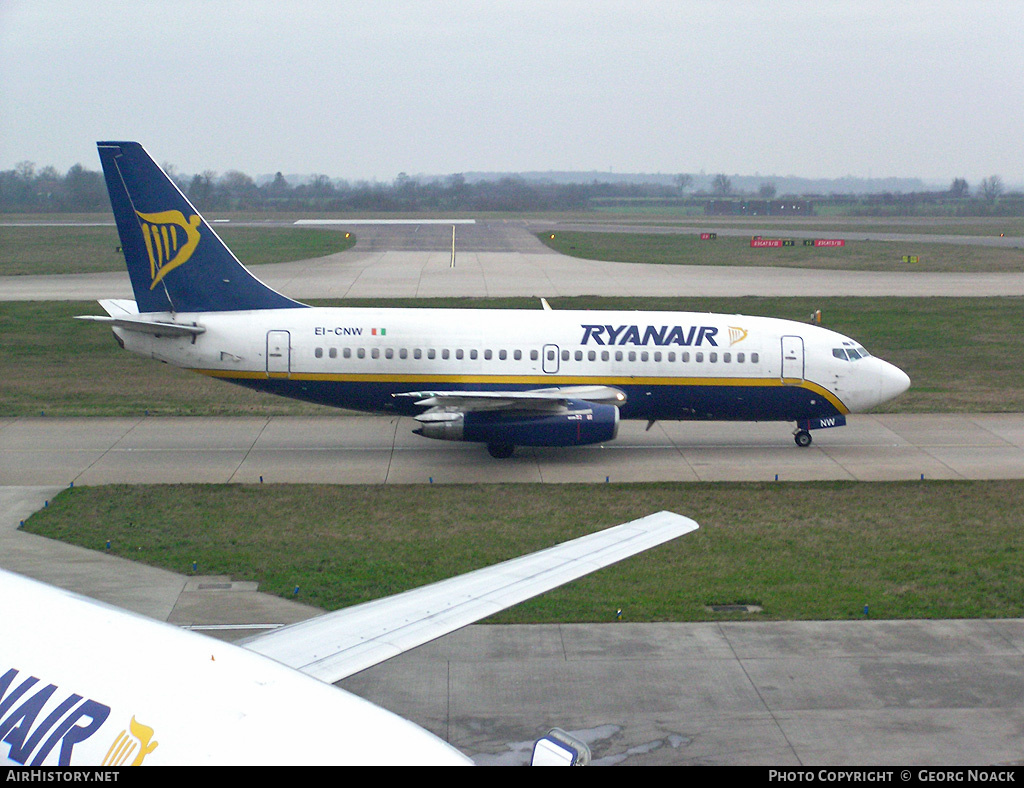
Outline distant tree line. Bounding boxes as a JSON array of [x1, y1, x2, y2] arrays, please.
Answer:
[[2, 160, 1022, 217]]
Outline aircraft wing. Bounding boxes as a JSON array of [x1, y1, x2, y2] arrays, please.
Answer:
[[241, 511, 697, 683], [395, 384, 627, 413]]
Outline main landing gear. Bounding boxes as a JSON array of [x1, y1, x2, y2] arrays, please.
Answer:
[[794, 429, 813, 448], [487, 443, 515, 459]]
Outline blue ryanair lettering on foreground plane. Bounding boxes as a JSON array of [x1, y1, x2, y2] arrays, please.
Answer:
[[78, 141, 910, 458], [0, 667, 114, 766], [580, 324, 719, 347]]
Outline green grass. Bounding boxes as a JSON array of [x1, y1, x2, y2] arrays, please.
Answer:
[[0, 225, 355, 276], [21, 480, 1024, 621], [539, 231, 1024, 273], [2, 296, 1020, 416]]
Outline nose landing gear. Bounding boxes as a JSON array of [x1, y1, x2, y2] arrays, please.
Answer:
[[794, 429, 813, 448]]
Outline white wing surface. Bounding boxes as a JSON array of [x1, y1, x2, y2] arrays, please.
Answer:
[[395, 385, 627, 413], [242, 511, 697, 683]]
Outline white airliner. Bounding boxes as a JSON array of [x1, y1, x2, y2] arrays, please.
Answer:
[[1, 511, 697, 766], [80, 142, 910, 456]]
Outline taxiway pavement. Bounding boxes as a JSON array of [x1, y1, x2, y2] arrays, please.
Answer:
[[4, 413, 1024, 487]]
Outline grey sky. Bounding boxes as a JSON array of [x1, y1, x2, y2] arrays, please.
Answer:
[[2, 1, 1022, 185]]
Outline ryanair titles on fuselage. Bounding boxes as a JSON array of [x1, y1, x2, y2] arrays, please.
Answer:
[[1, 666, 110, 766], [580, 324, 720, 347]]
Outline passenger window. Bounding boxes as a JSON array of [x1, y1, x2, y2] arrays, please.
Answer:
[[561, 350, 569, 361], [530, 350, 538, 361], [428, 349, 436, 360], [414, 348, 422, 359], [640, 352, 648, 362], [357, 348, 366, 359], [682, 352, 690, 362], [343, 348, 352, 359], [399, 348, 407, 359], [737, 352, 744, 363], [709, 352, 717, 363], [723, 352, 730, 363], [456, 349, 464, 360], [667, 352, 675, 362], [484, 349, 492, 360], [372, 348, 380, 359], [628, 351, 636, 362], [499, 349, 507, 360], [514, 350, 522, 361], [385, 348, 393, 359], [696, 352, 703, 363], [588, 350, 596, 361], [601, 351, 609, 361], [315, 347, 323, 359], [615, 351, 623, 361], [469, 349, 477, 360], [751, 352, 759, 363], [442, 349, 450, 360]]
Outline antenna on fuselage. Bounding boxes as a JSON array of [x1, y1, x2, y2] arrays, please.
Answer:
[[540, 298, 553, 311]]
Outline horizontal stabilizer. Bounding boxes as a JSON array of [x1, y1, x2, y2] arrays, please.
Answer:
[[75, 314, 205, 337], [242, 511, 697, 683]]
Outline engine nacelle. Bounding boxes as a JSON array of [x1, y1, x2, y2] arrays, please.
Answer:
[[414, 400, 619, 447]]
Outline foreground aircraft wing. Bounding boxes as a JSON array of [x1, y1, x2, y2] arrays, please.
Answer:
[[242, 511, 697, 682]]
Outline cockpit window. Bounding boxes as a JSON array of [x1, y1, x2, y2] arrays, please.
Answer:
[[833, 345, 872, 361]]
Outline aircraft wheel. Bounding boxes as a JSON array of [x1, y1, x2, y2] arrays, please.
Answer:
[[794, 430, 813, 448], [487, 443, 515, 459]]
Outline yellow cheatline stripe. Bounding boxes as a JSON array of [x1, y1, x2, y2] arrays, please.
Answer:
[[194, 369, 850, 414]]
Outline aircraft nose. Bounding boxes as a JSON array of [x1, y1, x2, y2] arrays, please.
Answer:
[[877, 360, 911, 404]]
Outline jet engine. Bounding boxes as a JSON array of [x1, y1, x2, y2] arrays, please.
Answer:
[[414, 399, 619, 457]]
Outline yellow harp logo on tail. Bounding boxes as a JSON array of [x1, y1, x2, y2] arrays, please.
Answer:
[[135, 210, 202, 289]]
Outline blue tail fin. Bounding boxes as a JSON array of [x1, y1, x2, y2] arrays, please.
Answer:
[[97, 141, 306, 313]]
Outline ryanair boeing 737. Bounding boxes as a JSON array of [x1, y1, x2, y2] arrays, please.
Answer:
[[80, 142, 910, 456]]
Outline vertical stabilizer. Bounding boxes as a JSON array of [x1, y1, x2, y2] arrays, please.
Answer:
[[97, 141, 306, 313]]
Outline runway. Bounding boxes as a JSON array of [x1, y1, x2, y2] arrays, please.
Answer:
[[4, 219, 1024, 301], [3, 220, 1024, 765]]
